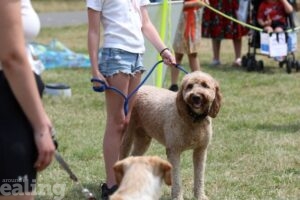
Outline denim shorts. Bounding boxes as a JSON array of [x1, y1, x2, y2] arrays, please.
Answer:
[[99, 48, 146, 77]]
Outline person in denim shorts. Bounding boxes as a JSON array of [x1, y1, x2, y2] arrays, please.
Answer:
[[86, 0, 175, 199]]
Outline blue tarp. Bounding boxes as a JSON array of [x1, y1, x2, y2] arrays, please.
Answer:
[[30, 39, 90, 69]]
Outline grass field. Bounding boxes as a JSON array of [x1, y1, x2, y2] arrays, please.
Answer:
[[30, 2, 300, 199], [33, 23, 300, 200]]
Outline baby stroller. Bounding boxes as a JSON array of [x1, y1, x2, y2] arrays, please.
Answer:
[[241, 0, 300, 73]]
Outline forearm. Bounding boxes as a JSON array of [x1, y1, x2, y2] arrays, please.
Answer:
[[87, 8, 101, 77], [88, 31, 100, 77], [142, 19, 175, 65], [281, 0, 293, 13]]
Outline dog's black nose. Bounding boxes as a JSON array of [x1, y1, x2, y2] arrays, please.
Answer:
[[192, 95, 201, 104]]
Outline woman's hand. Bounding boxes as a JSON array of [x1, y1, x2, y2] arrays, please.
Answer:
[[34, 125, 55, 171], [92, 70, 108, 89]]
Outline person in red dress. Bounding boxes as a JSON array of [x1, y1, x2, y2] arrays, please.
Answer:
[[202, 0, 248, 67]]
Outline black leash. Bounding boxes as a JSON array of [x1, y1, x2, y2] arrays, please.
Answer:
[[52, 134, 97, 200]]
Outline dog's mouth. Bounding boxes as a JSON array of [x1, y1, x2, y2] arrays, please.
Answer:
[[186, 94, 209, 122], [190, 94, 204, 109]]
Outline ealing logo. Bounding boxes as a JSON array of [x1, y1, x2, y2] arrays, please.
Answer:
[[1, 176, 66, 200]]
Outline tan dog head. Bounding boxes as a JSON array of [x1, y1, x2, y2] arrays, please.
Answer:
[[113, 156, 172, 186], [176, 71, 222, 122]]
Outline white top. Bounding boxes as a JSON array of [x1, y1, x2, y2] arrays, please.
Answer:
[[21, 0, 41, 42], [0, 0, 41, 72], [86, 0, 150, 54]]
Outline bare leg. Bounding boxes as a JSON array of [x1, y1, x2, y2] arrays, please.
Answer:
[[264, 26, 274, 33], [169, 52, 183, 91], [232, 38, 242, 60], [212, 39, 221, 65], [187, 52, 200, 72], [232, 38, 242, 66], [274, 27, 283, 32], [170, 52, 183, 86], [103, 72, 141, 187]]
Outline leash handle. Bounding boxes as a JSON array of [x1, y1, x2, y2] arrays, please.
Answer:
[[91, 78, 107, 92], [90, 78, 126, 99]]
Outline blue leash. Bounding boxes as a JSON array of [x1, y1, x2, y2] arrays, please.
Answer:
[[91, 60, 188, 115], [175, 63, 189, 75]]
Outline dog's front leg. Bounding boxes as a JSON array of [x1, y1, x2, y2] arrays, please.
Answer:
[[193, 147, 208, 200], [166, 148, 183, 200]]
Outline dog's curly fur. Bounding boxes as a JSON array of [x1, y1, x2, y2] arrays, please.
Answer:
[[120, 71, 222, 200]]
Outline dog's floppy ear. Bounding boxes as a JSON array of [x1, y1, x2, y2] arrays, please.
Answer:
[[176, 77, 188, 118], [208, 83, 222, 118], [151, 156, 172, 186], [161, 161, 172, 186], [113, 160, 125, 185]]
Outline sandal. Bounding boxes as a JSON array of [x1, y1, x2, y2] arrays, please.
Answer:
[[232, 58, 242, 67], [210, 59, 221, 66], [169, 84, 178, 92], [100, 183, 118, 200]]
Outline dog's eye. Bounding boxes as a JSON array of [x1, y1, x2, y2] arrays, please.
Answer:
[[186, 83, 193, 90], [186, 84, 193, 90], [201, 82, 210, 88]]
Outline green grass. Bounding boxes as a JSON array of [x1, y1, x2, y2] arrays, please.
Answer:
[[34, 23, 300, 200], [36, 25, 88, 53]]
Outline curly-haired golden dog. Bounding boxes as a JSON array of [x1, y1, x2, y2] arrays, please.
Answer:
[[120, 71, 222, 200], [110, 156, 172, 200]]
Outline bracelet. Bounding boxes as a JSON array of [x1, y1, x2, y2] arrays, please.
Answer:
[[159, 48, 170, 57]]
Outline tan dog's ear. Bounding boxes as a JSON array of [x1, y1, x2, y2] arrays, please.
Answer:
[[113, 160, 125, 185], [208, 83, 222, 118], [150, 156, 172, 185], [162, 162, 172, 186], [176, 78, 188, 118]]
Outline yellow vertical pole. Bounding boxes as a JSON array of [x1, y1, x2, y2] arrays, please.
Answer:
[[156, 0, 168, 87]]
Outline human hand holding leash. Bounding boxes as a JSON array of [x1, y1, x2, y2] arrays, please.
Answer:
[[91, 70, 108, 92], [160, 47, 176, 66]]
